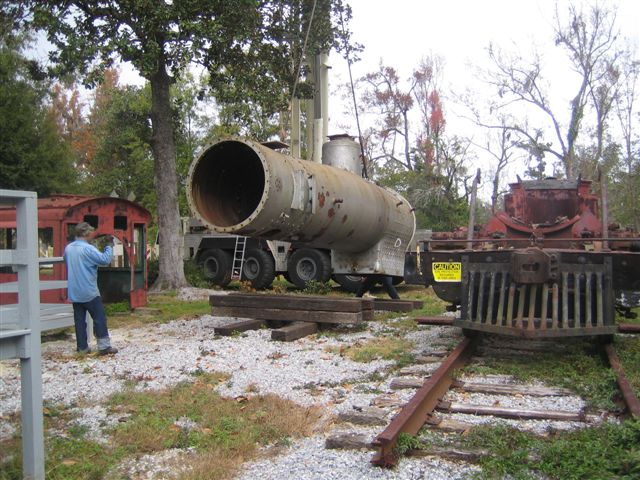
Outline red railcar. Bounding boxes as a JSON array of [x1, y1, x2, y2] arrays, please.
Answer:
[[422, 178, 640, 338], [0, 194, 152, 308]]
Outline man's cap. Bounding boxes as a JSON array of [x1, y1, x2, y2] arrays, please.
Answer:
[[75, 222, 95, 237]]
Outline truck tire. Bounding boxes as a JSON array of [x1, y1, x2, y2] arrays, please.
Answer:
[[332, 274, 364, 293], [241, 248, 276, 290], [287, 248, 331, 289], [201, 249, 232, 287]]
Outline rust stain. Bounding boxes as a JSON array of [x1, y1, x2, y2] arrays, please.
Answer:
[[328, 208, 335, 218], [342, 215, 348, 224], [347, 229, 354, 237], [318, 192, 326, 208]]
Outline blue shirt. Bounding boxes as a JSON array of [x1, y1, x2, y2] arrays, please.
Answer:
[[63, 239, 113, 303]]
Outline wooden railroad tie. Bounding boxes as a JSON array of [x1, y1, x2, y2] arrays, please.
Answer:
[[210, 293, 422, 341]]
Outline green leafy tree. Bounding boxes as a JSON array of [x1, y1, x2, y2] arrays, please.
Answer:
[[84, 79, 155, 213], [0, 27, 76, 195], [25, 0, 351, 290]]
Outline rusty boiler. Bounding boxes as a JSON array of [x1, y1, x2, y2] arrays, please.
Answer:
[[187, 137, 416, 276]]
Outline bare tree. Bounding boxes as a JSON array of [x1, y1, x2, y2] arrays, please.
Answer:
[[357, 55, 446, 173], [359, 64, 414, 170], [483, 2, 621, 179], [471, 121, 522, 212], [611, 49, 640, 230]]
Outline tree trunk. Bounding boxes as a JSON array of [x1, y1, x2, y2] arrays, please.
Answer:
[[149, 62, 188, 291]]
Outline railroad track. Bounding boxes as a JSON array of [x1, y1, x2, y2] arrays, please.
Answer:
[[370, 334, 639, 467], [325, 328, 640, 468]]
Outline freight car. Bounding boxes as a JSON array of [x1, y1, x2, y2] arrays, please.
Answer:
[[422, 177, 640, 338]]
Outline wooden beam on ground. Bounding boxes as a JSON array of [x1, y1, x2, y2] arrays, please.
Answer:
[[325, 433, 372, 450], [389, 377, 425, 390], [373, 299, 422, 312], [210, 293, 372, 312], [451, 380, 573, 397], [436, 401, 585, 421], [415, 316, 454, 326], [271, 322, 318, 341], [212, 306, 366, 324], [214, 319, 265, 336], [619, 323, 640, 334], [406, 447, 489, 462]]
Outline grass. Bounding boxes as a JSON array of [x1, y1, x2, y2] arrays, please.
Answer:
[[616, 335, 640, 405], [0, 372, 322, 480], [464, 339, 620, 410], [457, 421, 640, 480], [327, 336, 416, 368], [106, 293, 211, 329], [618, 305, 640, 325]]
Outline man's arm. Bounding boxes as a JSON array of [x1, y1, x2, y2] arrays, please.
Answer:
[[85, 242, 113, 266]]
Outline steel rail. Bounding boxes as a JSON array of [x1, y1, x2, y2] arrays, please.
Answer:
[[415, 318, 640, 335], [371, 337, 476, 467], [424, 237, 640, 243], [603, 342, 640, 418]]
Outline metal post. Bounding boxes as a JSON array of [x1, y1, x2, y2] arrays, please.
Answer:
[[320, 51, 330, 144], [599, 171, 610, 251], [14, 191, 45, 479], [312, 54, 323, 163], [467, 169, 481, 250], [291, 98, 301, 158]]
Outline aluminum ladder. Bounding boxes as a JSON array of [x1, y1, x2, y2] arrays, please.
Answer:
[[231, 236, 247, 280]]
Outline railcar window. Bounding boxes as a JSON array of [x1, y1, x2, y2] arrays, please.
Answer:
[[83, 215, 98, 229], [114, 215, 128, 231], [38, 227, 54, 275], [0, 228, 16, 273], [0, 227, 15, 249], [66, 223, 77, 242]]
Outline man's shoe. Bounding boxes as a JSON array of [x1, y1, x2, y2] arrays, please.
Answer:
[[76, 348, 91, 355], [98, 347, 118, 356]]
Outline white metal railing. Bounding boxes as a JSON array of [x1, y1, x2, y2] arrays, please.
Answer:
[[0, 189, 45, 479]]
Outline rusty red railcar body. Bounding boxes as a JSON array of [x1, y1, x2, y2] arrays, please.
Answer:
[[422, 178, 640, 338], [0, 194, 152, 308]]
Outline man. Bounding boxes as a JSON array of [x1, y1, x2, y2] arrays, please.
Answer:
[[355, 274, 400, 299], [63, 222, 118, 355]]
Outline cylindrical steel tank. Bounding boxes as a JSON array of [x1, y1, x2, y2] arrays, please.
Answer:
[[187, 138, 415, 263], [322, 134, 361, 175]]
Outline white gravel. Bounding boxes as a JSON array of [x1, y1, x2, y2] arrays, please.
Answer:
[[0, 288, 610, 479], [236, 436, 479, 480]]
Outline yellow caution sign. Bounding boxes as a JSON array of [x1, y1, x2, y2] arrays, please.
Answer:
[[432, 262, 462, 282]]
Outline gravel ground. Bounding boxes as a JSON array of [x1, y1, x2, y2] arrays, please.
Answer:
[[0, 288, 607, 479]]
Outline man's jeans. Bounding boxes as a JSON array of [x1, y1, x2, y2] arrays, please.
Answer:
[[72, 296, 111, 351]]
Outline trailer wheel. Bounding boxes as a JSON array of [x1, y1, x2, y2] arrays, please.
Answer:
[[332, 274, 364, 293], [241, 249, 276, 290], [201, 249, 232, 287], [287, 248, 331, 289]]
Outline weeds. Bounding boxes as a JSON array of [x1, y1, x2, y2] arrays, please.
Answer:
[[395, 432, 425, 456], [107, 294, 210, 328], [0, 372, 321, 480], [332, 337, 415, 366], [461, 421, 640, 480], [302, 280, 333, 295], [464, 339, 620, 410]]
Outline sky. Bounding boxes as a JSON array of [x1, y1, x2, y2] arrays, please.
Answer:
[[327, 0, 640, 125], [325, 0, 640, 183], [106, 0, 639, 186]]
